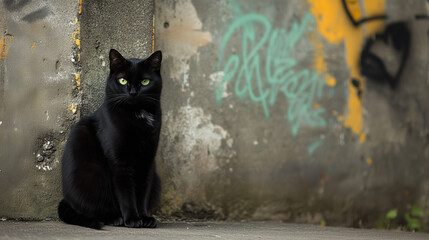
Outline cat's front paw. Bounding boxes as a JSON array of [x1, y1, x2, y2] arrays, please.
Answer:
[[124, 217, 143, 228], [141, 216, 157, 228], [106, 217, 124, 226]]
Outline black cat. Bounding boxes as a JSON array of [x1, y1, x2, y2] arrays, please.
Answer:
[[58, 49, 163, 229]]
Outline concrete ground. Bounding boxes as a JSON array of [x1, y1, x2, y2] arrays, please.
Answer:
[[0, 221, 428, 240]]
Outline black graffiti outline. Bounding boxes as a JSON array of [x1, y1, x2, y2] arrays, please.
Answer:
[[360, 22, 411, 89], [341, 0, 387, 27]]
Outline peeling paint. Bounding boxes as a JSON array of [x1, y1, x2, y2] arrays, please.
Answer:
[[166, 105, 230, 155], [163, 105, 235, 197], [157, 0, 212, 83], [34, 134, 59, 172], [209, 71, 228, 99]]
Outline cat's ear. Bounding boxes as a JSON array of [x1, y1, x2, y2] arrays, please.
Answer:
[[145, 50, 162, 71], [109, 49, 127, 70]]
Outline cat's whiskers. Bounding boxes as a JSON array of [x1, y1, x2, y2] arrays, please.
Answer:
[[107, 94, 128, 111]]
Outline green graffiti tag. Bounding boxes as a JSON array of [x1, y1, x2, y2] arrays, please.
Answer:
[[215, 12, 326, 136]]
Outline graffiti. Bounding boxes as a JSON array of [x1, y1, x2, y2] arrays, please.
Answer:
[[341, 0, 412, 89], [307, 0, 387, 137], [360, 22, 411, 89], [215, 12, 326, 136], [340, 0, 413, 89], [3, 0, 51, 23], [0, 31, 14, 60], [341, 0, 387, 27], [308, 139, 323, 156]]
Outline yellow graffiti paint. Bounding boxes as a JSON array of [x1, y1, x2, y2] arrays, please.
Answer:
[[314, 103, 321, 109], [31, 42, 36, 54], [308, 31, 337, 89], [75, 73, 81, 90], [152, 15, 155, 53], [68, 103, 78, 114], [79, 0, 83, 15], [325, 76, 336, 87], [0, 31, 14, 60], [359, 133, 366, 143], [366, 158, 373, 165], [307, 0, 386, 140], [71, 21, 81, 49]]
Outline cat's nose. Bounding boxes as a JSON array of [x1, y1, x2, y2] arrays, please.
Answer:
[[129, 88, 137, 97]]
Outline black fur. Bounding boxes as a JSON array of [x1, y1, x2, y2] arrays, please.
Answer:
[[58, 49, 163, 229]]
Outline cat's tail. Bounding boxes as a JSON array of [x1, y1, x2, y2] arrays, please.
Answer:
[[58, 199, 104, 230]]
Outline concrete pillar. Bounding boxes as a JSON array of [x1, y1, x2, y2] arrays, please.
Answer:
[[80, 0, 155, 115]]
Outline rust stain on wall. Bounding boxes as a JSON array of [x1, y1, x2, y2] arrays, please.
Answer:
[[0, 31, 14, 60]]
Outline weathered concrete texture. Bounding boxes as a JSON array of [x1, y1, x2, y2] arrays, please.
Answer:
[[1, 0, 429, 233], [80, 0, 154, 116], [1, 221, 429, 240], [0, 1, 80, 218], [154, 0, 429, 229]]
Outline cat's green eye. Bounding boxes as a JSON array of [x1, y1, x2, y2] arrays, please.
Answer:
[[141, 79, 150, 86], [118, 78, 127, 85]]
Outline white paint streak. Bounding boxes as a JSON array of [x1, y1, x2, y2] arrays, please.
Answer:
[[209, 71, 228, 98], [167, 106, 228, 154]]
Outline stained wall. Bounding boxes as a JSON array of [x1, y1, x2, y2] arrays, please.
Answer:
[[154, 0, 429, 228], [1, 0, 429, 229]]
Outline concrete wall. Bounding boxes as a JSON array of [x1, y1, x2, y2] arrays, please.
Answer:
[[1, 0, 429, 230], [154, 0, 429, 228], [0, 0, 79, 219], [0, 0, 154, 219]]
